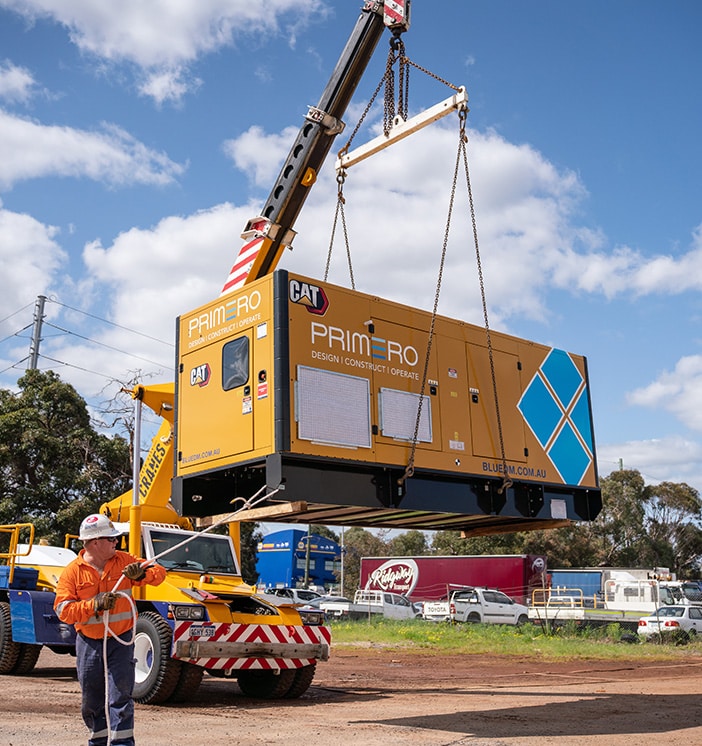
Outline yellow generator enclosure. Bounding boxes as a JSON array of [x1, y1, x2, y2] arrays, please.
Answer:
[[173, 271, 601, 534]]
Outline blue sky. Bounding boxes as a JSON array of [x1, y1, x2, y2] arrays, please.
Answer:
[[1, 0, 701, 496]]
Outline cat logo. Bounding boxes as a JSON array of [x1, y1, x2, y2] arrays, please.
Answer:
[[190, 363, 211, 388], [289, 279, 329, 315]]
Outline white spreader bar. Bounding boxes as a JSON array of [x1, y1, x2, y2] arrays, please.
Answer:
[[335, 86, 468, 171]]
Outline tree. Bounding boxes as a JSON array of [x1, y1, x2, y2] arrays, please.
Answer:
[[518, 525, 598, 568], [641, 481, 702, 575], [340, 527, 388, 596], [587, 469, 649, 566], [0, 370, 131, 544], [239, 521, 263, 584], [310, 524, 340, 543], [388, 529, 429, 556], [431, 530, 523, 556]]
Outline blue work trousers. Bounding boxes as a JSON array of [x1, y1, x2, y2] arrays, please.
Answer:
[[76, 631, 135, 746]]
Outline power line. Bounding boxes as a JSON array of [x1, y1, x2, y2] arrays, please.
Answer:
[[0, 323, 33, 345], [47, 298, 174, 348], [39, 354, 127, 384], [43, 321, 171, 369], [0, 301, 34, 326], [0, 357, 29, 375]]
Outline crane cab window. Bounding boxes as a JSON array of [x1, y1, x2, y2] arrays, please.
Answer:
[[222, 336, 249, 391]]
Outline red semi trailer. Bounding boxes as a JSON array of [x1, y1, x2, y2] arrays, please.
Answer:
[[360, 555, 548, 605]]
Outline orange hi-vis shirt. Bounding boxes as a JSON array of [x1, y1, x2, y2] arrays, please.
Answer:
[[55, 550, 166, 639]]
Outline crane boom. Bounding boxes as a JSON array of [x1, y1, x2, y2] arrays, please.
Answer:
[[220, 0, 411, 296]]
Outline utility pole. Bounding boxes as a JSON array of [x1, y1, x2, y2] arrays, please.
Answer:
[[28, 295, 47, 370], [303, 525, 311, 587], [340, 526, 345, 596]]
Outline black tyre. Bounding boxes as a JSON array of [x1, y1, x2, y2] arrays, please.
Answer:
[[237, 668, 296, 699], [133, 612, 182, 704], [283, 664, 316, 699], [169, 662, 205, 703], [516, 614, 529, 627], [0, 601, 21, 674], [11, 643, 42, 674], [466, 612, 481, 623]]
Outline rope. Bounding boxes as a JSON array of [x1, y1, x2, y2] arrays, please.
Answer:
[[99, 484, 278, 744]]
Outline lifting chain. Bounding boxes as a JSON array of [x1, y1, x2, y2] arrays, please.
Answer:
[[458, 108, 512, 496], [324, 169, 355, 289], [330, 37, 463, 285], [383, 35, 409, 135], [399, 107, 512, 496]]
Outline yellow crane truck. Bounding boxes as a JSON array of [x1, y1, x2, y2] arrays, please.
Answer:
[[0, 383, 331, 703], [1, 0, 416, 703]]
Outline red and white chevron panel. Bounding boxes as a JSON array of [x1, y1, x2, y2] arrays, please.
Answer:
[[172, 621, 332, 672], [383, 0, 408, 28], [220, 234, 263, 295]]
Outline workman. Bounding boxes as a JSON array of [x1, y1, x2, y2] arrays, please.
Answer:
[[55, 513, 166, 746]]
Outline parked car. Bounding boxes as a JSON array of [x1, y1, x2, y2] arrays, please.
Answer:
[[265, 587, 322, 604], [637, 605, 702, 639], [298, 595, 353, 619], [422, 587, 529, 625], [318, 590, 421, 620]]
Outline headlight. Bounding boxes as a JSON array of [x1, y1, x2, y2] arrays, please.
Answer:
[[299, 610, 324, 626], [172, 604, 206, 621]]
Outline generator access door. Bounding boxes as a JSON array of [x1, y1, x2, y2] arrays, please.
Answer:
[[177, 330, 254, 472], [466, 344, 527, 463]]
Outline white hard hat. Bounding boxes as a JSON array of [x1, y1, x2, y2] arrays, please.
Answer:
[[79, 514, 122, 541]]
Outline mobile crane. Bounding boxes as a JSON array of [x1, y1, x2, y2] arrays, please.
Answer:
[[0, 0, 414, 703]]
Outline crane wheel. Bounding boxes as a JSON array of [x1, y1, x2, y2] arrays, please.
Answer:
[[283, 664, 316, 699], [133, 612, 182, 704], [0, 601, 21, 674], [11, 643, 42, 674], [170, 661, 205, 703], [237, 668, 296, 699]]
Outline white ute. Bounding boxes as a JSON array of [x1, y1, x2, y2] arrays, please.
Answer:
[[423, 587, 529, 625]]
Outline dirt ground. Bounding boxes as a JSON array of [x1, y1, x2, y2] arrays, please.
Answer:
[[1, 646, 702, 745]]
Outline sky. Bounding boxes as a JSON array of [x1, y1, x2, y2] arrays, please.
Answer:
[[1, 0, 701, 506]]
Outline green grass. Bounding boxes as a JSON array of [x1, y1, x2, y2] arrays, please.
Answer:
[[328, 617, 702, 661]]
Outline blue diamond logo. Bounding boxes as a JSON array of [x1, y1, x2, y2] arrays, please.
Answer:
[[518, 348, 593, 486]]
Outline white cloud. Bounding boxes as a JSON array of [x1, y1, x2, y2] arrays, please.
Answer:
[[222, 125, 299, 189], [281, 123, 593, 325], [0, 60, 35, 103], [1, 0, 326, 102], [597, 436, 702, 488], [0, 110, 185, 189], [64, 119, 702, 400], [0, 203, 65, 376], [82, 203, 251, 348], [0, 203, 65, 316], [137, 69, 201, 107], [627, 355, 702, 432]]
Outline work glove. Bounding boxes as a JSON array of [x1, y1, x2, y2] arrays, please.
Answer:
[[94, 591, 118, 613], [122, 562, 147, 581]]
